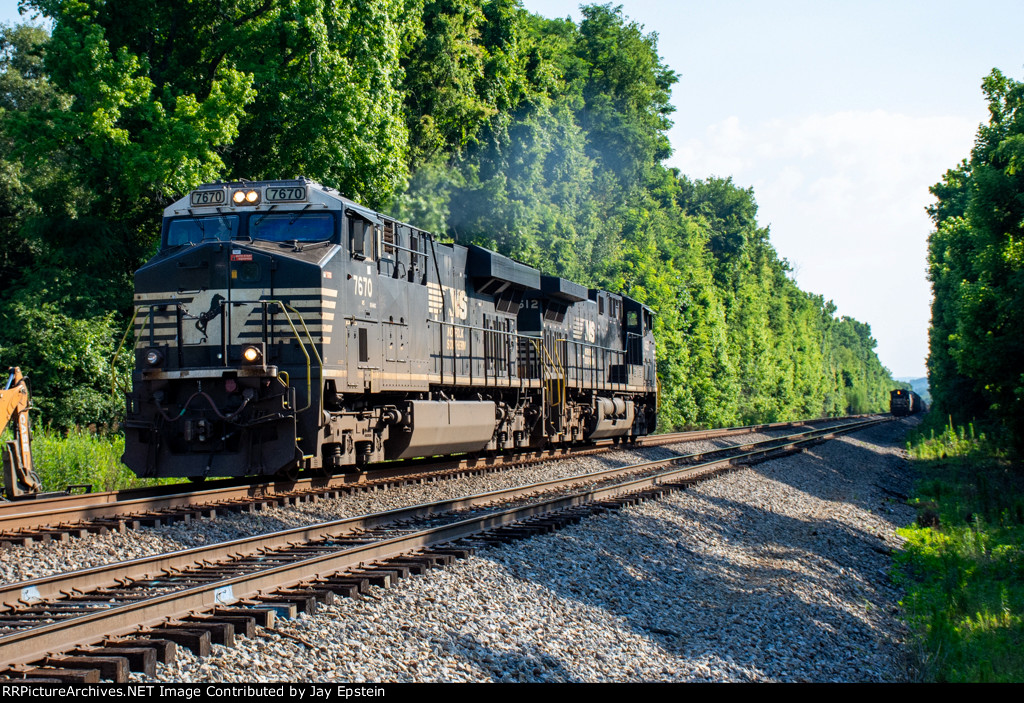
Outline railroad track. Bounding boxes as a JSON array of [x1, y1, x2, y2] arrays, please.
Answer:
[[0, 417, 862, 544], [0, 416, 885, 682]]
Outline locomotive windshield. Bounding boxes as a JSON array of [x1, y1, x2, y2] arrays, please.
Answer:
[[250, 212, 334, 242], [166, 215, 240, 247], [163, 211, 336, 249]]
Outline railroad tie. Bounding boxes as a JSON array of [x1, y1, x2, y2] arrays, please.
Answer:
[[41, 655, 130, 683], [212, 607, 277, 629], [322, 573, 374, 593], [312, 579, 364, 598], [256, 595, 316, 616], [144, 627, 213, 656], [279, 587, 337, 606], [21, 667, 101, 683], [71, 646, 157, 677], [186, 613, 257, 639], [427, 545, 476, 559], [381, 557, 435, 575], [105, 638, 177, 664]]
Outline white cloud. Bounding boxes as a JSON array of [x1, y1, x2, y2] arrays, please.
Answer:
[[668, 110, 979, 377]]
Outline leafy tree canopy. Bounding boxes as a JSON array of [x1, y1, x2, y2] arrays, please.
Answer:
[[0, 2, 895, 430], [927, 68, 1024, 446]]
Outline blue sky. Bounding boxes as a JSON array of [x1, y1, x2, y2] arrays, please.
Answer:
[[521, 0, 1024, 379], [4, 1, 1023, 377]]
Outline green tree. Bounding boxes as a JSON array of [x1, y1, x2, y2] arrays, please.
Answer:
[[0, 1, 896, 431], [927, 69, 1024, 445]]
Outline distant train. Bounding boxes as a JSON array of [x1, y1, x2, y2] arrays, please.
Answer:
[[121, 179, 658, 479], [890, 389, 926, 417]]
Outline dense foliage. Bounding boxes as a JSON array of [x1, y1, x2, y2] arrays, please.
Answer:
[[0, 1, 894, 431], [899, 422, 1024, 681], [907, 70, 1024, 682], [927, 69, 1024, 447]]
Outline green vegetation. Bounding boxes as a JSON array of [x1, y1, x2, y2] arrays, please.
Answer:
[[910, 66, 1024, 681], [898, 417, 1024, 682], [4, 426, 178, 492], [927, 69, 1024, 449], [0, 2, 895, 443]]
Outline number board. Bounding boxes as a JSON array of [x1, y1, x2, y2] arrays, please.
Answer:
[[265, 186, 307, 203], [190, 188, 226, 207]]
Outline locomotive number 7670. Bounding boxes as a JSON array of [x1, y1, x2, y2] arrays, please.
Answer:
[[353, 274, 373, 298]]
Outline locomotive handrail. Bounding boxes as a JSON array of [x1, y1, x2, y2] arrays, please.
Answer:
[[625, 331, 644, 365], [554, 337, 630, 355], [265, 300, 324, 418], [554, 336, 628, 390], [535, 337, 565, 408], [430, 318, 543, 387], [428, 317, 548, 386], [110, 306, 142, 400]]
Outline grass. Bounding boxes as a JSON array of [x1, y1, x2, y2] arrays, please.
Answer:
[[896, 417, 1024, 682], [3, 426, 181, 494]]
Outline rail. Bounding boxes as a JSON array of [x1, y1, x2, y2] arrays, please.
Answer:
[[0, 416, 875, 538]]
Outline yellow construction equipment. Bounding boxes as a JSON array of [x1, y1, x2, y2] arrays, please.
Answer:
[[1, 367, 42, 499]]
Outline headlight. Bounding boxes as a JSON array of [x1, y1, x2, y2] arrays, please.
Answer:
[[145, 348, 164, 367], [242, 345, 262, 364], [232, 189, 261, 205]]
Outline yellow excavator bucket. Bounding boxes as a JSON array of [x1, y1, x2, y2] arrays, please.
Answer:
[[1, 367, 42, 499]]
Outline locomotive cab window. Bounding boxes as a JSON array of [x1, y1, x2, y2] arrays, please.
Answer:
[[165, 215, 240, 247], [250, 212, 335, 243], [349, 217, 375, 260], [379, 221, 401, 278]]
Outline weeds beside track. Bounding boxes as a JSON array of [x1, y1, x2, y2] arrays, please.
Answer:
[[897, 418, 1024, 682]]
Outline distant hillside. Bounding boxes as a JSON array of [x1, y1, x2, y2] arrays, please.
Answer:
[[898, 377, 931, 404]]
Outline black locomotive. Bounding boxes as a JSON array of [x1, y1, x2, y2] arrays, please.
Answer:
[[122, 179, 658, 479], [890, 389, 925, 417]]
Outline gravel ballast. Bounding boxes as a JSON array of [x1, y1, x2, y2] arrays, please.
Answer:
[[0, 428, 810, 583], [123, 417, 918, 683]]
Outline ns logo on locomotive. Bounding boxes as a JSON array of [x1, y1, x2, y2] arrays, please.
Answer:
[[122, 179, 658, 480]]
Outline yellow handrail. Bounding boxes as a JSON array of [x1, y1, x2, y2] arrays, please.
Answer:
[[110, 307, 141, 400], [533, 337, 565, 408], [112, 301, 324, 420], [267, 300, 325, 418]]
